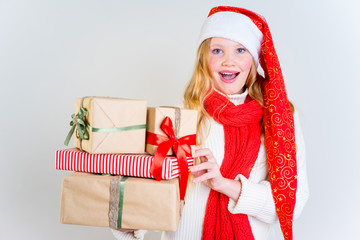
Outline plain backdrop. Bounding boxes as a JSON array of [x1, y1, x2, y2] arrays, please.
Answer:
[[1, 0, 359, 239]]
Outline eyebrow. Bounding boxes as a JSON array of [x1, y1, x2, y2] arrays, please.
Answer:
[[210, 43, 245, 48]]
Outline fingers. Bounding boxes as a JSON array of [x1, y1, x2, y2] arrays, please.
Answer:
[[189, 161, 221, 182], [190, 147, 223, 185], [193, 148, 216, 162], [190, 161, 214, 172], [190, 169, 206, 178], [193, 145, 201, 151], [192, 171, 218, 183], [190, 147, 218, 176]]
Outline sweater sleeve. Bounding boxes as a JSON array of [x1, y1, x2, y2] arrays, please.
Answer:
[[111, 229, 147, 240], [228, 110, 309, 223]]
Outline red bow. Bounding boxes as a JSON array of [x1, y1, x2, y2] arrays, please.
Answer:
[[146, 116, 196, 200]]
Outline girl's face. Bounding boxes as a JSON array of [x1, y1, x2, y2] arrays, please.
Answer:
[[208, 37, 253, 95]]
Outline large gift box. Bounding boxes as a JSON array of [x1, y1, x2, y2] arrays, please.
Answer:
[[60, 172, 180, 231], [146, 107, 198, 156], [55, 148, 194, 179], [66, 97, 147, 154]]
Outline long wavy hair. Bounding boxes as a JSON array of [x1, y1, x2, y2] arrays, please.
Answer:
[[183, 38, 293, 145]]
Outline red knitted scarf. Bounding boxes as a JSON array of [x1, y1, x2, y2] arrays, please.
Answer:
[[202, 90, 263, 240]]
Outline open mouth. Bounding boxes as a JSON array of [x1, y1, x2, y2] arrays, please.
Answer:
[[218, 71, 240, 83]]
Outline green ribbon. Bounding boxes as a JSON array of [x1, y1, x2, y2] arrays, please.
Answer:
[[64, 107, 146, 146], [117, 176, 128, 228], [64, 107, 89, 146], [87, 124, 147, 133]]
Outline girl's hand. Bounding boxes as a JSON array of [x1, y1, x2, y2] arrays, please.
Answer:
[[189, 147, 242, 201], [189, 147, 225, 191]]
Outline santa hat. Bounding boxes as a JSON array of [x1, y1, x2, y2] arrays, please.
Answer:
[[198, 10, 263, 66], [199, 6, 298, 240]]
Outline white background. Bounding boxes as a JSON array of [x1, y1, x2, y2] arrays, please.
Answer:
[[1, 0, 359, 239]]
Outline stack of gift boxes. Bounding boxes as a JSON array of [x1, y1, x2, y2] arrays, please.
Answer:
[[56, 97, 198, 231]]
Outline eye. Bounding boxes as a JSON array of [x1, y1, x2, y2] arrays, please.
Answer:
[[236, 48, 246, 53], [211, 48, 223, 54]]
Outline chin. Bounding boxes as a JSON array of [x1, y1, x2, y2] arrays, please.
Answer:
[[218, 88, 244, 95]]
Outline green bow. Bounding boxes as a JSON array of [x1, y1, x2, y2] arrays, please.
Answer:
[[64, 107, 89, 146]]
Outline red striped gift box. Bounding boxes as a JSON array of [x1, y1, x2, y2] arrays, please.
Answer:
[[55, 148, 195, 179]]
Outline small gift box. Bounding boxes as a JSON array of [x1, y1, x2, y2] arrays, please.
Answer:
[[60, 172, 180, 231], [55, 148, 194, 179], [145, 107, 198, 201], [146, 107, 198, 156], [64, 97, 147, 154]]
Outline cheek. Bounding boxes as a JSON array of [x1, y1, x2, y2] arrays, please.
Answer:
[[208, 58, 219, 72], [240, 58, 253, 72]]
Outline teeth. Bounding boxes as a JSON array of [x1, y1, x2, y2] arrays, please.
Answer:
[[221, 72, 234, 75]]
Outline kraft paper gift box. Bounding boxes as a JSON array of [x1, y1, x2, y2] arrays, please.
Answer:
[[55, 148, 195, 179], [60, 172, 180, 231], [70, 97, 147, 154], [146, 107, 198, 156]]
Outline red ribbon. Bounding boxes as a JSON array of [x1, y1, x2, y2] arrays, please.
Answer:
[[146, 116, 196, 200]]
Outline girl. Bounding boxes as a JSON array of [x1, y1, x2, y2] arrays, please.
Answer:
[[113, 6, 309, 240]]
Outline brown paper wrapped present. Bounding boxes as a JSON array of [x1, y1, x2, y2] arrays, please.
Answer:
[[60, 172, 180, 231], [146, 107, 198, 156], [71, 97, 147, 154]]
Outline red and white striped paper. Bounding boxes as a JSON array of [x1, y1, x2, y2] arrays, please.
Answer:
[[55, 148, 195, 179]]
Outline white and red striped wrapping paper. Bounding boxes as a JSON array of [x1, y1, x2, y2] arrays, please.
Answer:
[[55, 148, 195, 180]]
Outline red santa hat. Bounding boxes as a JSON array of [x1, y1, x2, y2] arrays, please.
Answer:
[[198, 10, 263, 66], [198, 6, 298, 240]]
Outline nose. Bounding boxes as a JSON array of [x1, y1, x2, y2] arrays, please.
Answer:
[[221, 53, 235, 67]]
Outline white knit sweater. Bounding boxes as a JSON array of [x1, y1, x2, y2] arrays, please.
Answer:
[[112, 90, 309, 240]]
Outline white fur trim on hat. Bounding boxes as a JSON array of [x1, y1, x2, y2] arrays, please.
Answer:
[[198, 11, 263, 66]]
